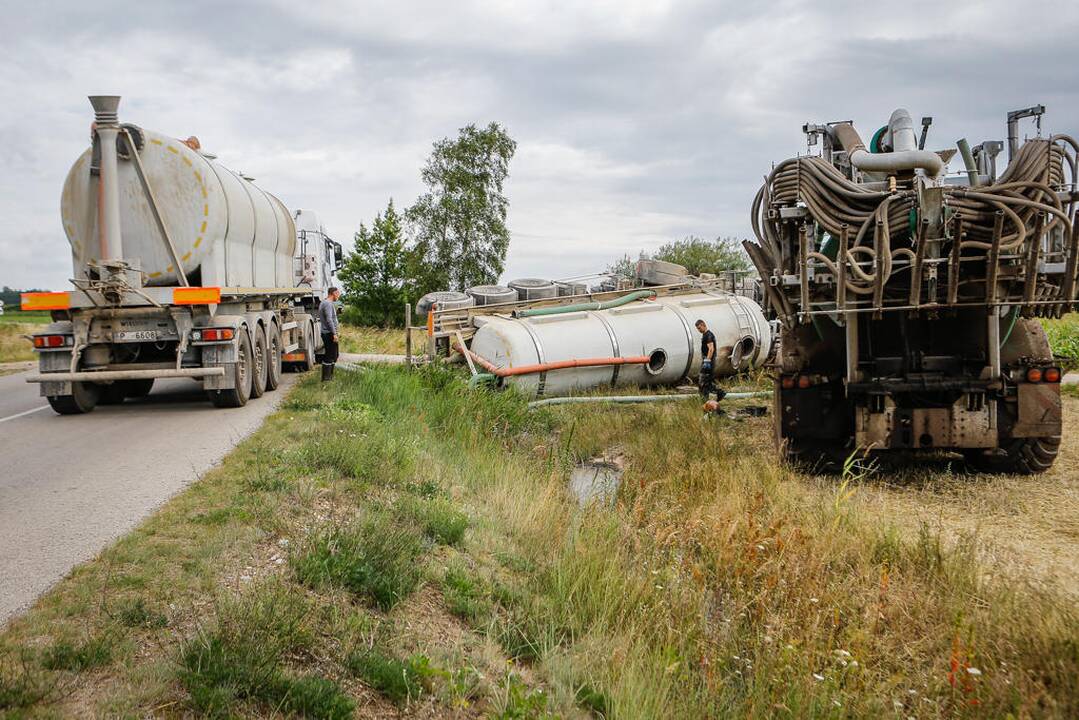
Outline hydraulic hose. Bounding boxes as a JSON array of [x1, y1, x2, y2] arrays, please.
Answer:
[[454, 343, 651, 378], [515, 290, 656, 318], [527, 391, 771, 409]]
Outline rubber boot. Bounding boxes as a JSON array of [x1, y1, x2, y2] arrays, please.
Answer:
[[329, 364, 335, 380], [321, 364, 332, 382]]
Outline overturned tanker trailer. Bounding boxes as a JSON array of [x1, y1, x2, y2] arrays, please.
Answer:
[[744, 106, 1078, 472], [458, 290, 773, 397]]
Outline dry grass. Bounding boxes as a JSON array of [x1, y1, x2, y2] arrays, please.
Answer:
[[339, 325, 407, 355], [0, 324, 39, 363], [1, 366, 1076, 719]]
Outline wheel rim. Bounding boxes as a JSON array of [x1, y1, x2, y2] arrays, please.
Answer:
[[237, 340, 248, 388], [254, 336, 265, 381]]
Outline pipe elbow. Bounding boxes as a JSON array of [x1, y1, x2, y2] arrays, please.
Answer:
[[848, 148, 944, 177]]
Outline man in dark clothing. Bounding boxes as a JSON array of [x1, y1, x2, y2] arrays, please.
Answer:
[[318, 287, 341, 381], [695, 319, 726, 401]]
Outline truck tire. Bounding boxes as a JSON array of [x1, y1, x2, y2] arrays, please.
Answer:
[[124, 379, 154, 398], [265, 323, 283, 391], [48, 381, 100, 415], [250, 325, 268, 399], [965, 436, 1061, 475], [300, 321, 316, 372], [208, 329, 253, 408]]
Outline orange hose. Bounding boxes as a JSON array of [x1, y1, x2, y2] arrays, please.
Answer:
[[455, 343, 649, 377]]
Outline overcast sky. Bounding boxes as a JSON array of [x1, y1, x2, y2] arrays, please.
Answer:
[[2, 0, 1078, 290]]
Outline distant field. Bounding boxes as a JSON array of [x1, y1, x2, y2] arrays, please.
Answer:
[[0, 310, 51, 325], [339, 324, 407, 355]]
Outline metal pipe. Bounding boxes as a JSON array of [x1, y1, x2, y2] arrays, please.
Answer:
[[527, 391, 770, 409], [26, 367, 225, 383], [833, 120, 944, 176], [89, 96, 124, 261], [455, 343, 649, 378], [957, 138, 980, 186], [515, 289, 656, 318]]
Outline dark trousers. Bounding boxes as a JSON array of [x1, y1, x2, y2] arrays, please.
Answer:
[[699, 362, 715, 399], [321, 332, 339, 380]]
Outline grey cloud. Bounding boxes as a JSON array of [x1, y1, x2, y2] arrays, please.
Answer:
[[2, 0, 1077, 289]]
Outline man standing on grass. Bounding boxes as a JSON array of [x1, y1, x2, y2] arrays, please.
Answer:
[[695, 319, 726, 402], [319, 287, 341, 381]]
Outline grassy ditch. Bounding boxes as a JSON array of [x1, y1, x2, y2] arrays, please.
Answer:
[[1, 365, 1077, 718]]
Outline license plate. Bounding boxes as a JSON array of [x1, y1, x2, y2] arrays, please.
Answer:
[[115, 330, 159, 342]]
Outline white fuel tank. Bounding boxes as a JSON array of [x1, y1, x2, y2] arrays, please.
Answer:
[[61, 127, 296, 287], [469, 292, 773, 397]]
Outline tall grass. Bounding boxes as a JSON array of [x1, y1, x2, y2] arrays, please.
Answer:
[[312, 364, 1078, 718]]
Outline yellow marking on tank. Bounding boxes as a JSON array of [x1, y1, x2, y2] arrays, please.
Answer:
[[167, 145, 179, 155], [201, 186, 207, 199], [182, 156, 192, 167], [167, 265, 174, 272], [203, 204, 209, 216], [150, 138, 163, 146], [148, 271, 162, 279], [200, 221, 207, 233], [181, 252, 191, 262], [194, 236, 202, 248], [194, 170, 202, 182]]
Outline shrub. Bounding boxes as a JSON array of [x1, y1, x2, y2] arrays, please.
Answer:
[[41, 635, 114, 672]]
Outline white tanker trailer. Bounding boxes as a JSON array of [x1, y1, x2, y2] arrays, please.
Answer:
[[22, 96, 343, 413]]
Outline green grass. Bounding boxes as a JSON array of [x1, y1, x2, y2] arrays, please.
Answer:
[[1042, 314, 1079, 366], [41, 635, 115, 672], [345, 647, 432, 705], [397, 495, 469, 546], [0, 310, 51, 325], [179, 580, 353, 719], [290, 514, 427, 610]]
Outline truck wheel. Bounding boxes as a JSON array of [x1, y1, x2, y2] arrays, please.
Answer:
[[265, 323, 283, 391], [965, 436, 1061, 475], [47, 382, 100, 415], [124, 379, 154, 398], [208, 329, 253, 408], [99, 383, 127, 405], [300, 321, 316, 372], [250, 325, 268, 399]]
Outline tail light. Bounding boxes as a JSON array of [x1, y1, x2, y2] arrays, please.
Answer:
[[192, 328, 235, 342], [32, 334, 73, 349], [1026, 367, 1043, 383], [797, 375, 812, 389], [1044, 367, 1061, 383], [780, 376, 795, 390]]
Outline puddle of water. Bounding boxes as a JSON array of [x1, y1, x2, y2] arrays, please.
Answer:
[[569, 461, 622, 507]]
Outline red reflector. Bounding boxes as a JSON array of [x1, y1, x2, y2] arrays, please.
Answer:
[[1044, 367, 1061, 383], [780, 376, 795, 390], [797, 375, 812, 389], [201, 328, 234, 341], [1026, 367, 1043, 383], [33, 335, 68, 348]]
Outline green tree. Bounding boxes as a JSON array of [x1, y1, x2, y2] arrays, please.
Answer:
[[606, 253, 639, 280], [407, 122, 517, 292], [654, 236, 750, 275], [338, 200, 411, 327]]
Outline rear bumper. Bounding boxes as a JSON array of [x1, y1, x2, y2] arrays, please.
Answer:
[[26, 368, 225, 383]]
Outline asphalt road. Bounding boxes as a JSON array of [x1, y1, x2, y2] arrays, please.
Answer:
[[0, 370, 297, 625]]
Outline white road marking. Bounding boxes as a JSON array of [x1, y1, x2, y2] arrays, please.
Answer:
[[0, 405, 50, 424]]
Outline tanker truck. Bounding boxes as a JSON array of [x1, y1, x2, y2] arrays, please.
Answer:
[[745, 106, 1077, 473], [21, 96, 343, 414]]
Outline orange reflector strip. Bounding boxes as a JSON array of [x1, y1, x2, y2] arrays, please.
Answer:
[[173, 287, 221, 305], [21, 292, 70, 311], [282, 352, 306, 361]]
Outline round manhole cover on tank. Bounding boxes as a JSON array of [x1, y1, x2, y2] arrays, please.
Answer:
[[466, 285, 518, 306], [508, 278, 558, 300]]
